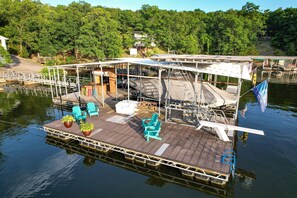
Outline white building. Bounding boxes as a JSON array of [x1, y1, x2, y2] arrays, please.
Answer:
[[133, 32, 156, 48], [0, 35, 8, 50]]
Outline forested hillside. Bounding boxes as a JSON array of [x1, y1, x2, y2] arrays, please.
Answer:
[[0, 0, 296, 63]]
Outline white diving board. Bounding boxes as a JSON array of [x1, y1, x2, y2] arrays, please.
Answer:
[[197, 120, 264, 142]]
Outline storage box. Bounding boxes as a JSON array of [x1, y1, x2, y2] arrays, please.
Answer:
[[115, 100, 138, 115]]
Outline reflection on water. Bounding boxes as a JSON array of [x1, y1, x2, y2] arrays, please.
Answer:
[[5, 150, 81, 198], [259, 70, 297, 85], [235, 82, 297, 197], [45, 136, 228, 197]]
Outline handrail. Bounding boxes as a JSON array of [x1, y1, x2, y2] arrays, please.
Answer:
[[0, 71, 80, 88]]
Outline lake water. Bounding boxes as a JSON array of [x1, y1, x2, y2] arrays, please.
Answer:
[[0, 82, 296, 198]]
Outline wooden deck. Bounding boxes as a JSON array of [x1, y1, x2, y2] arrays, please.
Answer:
[[43, 105, 233, 185]]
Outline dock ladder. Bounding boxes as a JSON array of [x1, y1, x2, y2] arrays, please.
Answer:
[[221, 149, 236, 177]]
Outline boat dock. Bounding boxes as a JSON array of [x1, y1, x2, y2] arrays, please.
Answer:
[[43, 103, 233, 186]]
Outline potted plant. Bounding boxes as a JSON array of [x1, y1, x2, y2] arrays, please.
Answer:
[[61, 115, 75, 128], [79, 121, 94, 136]]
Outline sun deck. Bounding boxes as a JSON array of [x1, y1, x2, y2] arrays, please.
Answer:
[[43, 103, 233, 185]]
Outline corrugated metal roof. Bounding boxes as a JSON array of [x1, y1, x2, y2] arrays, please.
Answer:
[[49, 58, 252, 80]]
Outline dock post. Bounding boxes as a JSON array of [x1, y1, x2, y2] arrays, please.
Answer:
[[48, 67, 54, 100], [76, 65, 80, 96], [63, 69, 68, 98], [127, 63, 130, 101], [235, 65, 243, 121], [53, 67, 58, 98], [57, 67, 62, 98], [158, 68, 161, 115], [100, 65, 105, 106], [115, 64, 118, 101]]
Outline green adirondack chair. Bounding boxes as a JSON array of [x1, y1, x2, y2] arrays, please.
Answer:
[[87, 102, 99, 117], [72, 105, 87, 122], [144, 121, 162, 141], [142, 113, 158, 128]]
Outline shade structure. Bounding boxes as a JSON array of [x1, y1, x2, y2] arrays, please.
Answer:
[[129, 79, 237, 108]]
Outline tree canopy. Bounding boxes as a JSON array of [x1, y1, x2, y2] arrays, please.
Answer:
[[0, 0, 295, 62]]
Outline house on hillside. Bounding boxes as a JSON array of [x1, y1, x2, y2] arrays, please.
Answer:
[[0, 35, 8, 50], [133, 32, 156, 48]]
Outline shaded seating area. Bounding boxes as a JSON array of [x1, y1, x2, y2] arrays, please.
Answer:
[[144, 121, 162, 141], [72, 105, 87, 122], [87, 102, 99, 117], [142, 113, 158, 128]]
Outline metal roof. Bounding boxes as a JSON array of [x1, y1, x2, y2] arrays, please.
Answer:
[[151, 54, 297, 61], [48, 58, 252, 80]]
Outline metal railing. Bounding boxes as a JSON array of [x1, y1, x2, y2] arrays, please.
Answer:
[[0, 71, 83, 88]]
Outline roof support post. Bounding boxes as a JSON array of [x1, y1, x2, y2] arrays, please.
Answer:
[[48, 67, 54, 99], [57, 67, 62, 97], [63, 68, 68, 98], [100, 65, 105, 106], [199, 72, 203, 108], [194, 63, 199, 124], [165, 68, 171, 122], [53, 67, 58, 98], [115, 64, 118, 101], [92, 67, 96, 98], [139, 65, 142, 101], [76, 65, 80, 96], [158, 68, 161, 115], [194, 63, 198, 104], [127, 62, 130, 101], [235, 65, 243, 121]]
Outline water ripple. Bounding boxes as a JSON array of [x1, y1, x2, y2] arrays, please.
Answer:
[[4, 150, 81, 198]]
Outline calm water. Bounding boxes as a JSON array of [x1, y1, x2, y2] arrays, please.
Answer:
[[0, 82, 297, 198]]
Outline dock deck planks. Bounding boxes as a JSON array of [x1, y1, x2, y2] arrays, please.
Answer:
[[44, 106, 233, 177]]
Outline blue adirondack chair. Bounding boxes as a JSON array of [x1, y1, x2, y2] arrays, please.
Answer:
[[144, 121, 162, 141], [87, 102, 99, 117], [72, 105, 87, 122], [142, 113, 158, 128]]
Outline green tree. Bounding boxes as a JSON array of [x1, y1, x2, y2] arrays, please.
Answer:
[[0, 0, 44, 57], [0, 46, 12, 66], [77, 8, 122, 59], [267, 8, 297, 55]]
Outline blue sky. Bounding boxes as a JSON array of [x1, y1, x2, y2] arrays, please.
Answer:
[[40, 0, 297, 12]]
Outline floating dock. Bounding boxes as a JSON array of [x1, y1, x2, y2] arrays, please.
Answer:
[[46, 135, 227, 196], [43, 105, 233, 186]]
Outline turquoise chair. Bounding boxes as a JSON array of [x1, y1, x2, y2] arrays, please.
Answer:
[[142, 113, 158, 128], [87, 102, 99, 117], [72, 105, 87, 122], [144, 121, 162, 141]]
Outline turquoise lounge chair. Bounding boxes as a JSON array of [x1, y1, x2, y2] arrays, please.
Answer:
[[142, 113, 158, 128], [72, 105, 87, 122], [87, 102, 99, 117], [144, 121, 162, 141]]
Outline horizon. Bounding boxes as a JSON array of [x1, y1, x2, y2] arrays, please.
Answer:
[[40, 0, 297, 12]]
